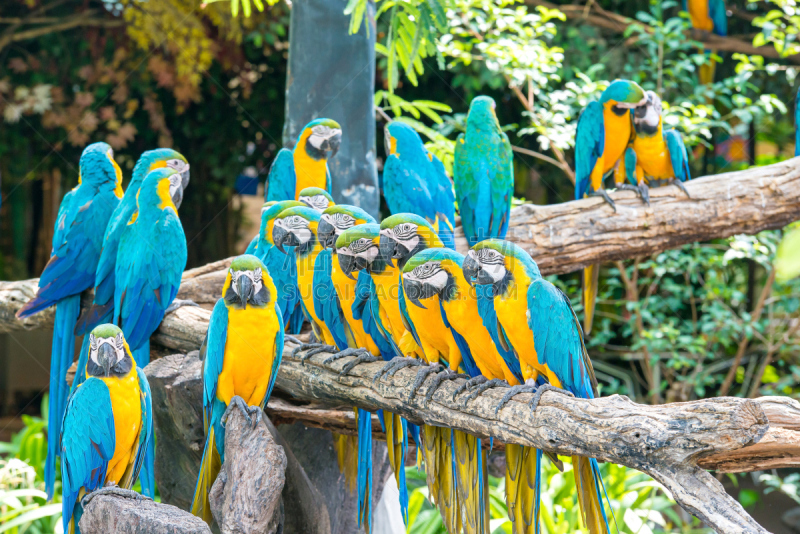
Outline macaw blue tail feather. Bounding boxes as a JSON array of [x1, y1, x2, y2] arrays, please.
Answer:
[[132, 341, 150, 368], [46, 294, 81, 499], [288, 305, 305, 335], [140, 435, 156, 498], [356, 408, 373, 533], [70, 334, 91, 396]]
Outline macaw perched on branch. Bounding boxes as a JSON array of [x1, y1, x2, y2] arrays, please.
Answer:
[[683, 0, 727, 84], [60, 325, 153, 534], [191, 255, 284, 524], [265, 118, 342, 201], [16, 142, 124, 499], [624, 91, 692, 205], [454, 96, 514, 247], [575, 79, 646, 335], [75, 149, 189, 347], [383, 121, 456, 249], [299, 186, 335, 212], [463, 240, 612, 534]]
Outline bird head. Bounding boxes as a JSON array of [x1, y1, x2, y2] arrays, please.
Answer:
[[633, 90, 663, 137], [466, 95, 501, 131], [260, 200, 305, 246], [298, 187, 335, 212], [462, 239, 538, 297], [318, 204, 376, 249], [137, 167, 184, 213], [600, 79, 647, 116], [79, 142, 123, 192], [86, 324, 134, 378], [300, 118, 342, 161], [335, 223, 382, 280], [378, 213, 442, 270], [272, 206, 321, 255], [384, 121, 424, 159], [133, 149, 190, 205], [402, 248, 461, 309], [223, 254, 272, 310]]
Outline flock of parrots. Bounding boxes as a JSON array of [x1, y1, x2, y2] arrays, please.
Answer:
[[12, 3, 752, 525]]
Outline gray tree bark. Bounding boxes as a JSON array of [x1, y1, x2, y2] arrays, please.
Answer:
[[79, 494, 211, 534]]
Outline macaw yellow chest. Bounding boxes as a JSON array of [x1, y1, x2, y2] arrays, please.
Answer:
[[633, 134, 674, 180], [331, 258, 377, 353], [293, 149, 328, 200], [99, 371, 142, 487], [370, 270, 408, 341], [601, 107, 633, 173], [218, 305, 281, 408], [686, 0, 714, 31], [494, 287, 545, 378], [406, 295, 457, 367]]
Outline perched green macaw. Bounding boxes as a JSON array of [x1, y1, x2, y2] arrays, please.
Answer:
[[454, 96, 514, 247], [60, 325, 152, 534], [575, 79, 645, 335], [683, 0, 727, 84], [76, 149, 189, 344], [383, 121, 456, 249], [299, 186, 335, 212], [625, 91, 691, 205], [191, 255, 284, 524], [17, 142, 124, 498], [244, 200, 307, 335], [265, 118, 342, 201], [463, 239, 612, 534]]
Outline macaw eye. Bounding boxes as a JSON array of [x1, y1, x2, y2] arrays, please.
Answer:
[[89, 334, 98, 351], [253, 267, 262, 283]]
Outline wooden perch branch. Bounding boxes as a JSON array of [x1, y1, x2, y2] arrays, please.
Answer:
[[2, 157, 799, 336]]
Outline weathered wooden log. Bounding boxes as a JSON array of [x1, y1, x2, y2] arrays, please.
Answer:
[[3, 158, 799, 336], [208, 395, 287, 534], [79, 494, 211, 534]]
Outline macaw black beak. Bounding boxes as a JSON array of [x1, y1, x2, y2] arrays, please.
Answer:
[[338, 253, 358, 281], [403, 278, 427, 310], [378, 234, 397, 268], [634, 100, 649, 120], [172, 185, 184, 210], [180, 165, 191, 192], [236, 275, 253, 309], [325, 129, 342, 158], [97, 343, 116, 377], [462, 253, 481, 287], [272, 225, 290, 254], [318, 219, 337, 249], [477, 268, 495, 286]]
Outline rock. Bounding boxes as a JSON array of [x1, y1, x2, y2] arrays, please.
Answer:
[[79, 494, 211, 534], [208, 396, 287, 534]]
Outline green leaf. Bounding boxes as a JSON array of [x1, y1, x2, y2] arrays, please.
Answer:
[[738, 489, 760, 509], [776, 225, 800, 282], [0, 503, 62, 533]]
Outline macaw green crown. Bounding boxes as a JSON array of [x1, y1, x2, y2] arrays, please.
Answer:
[[263, 200, 304, 221], [600, 79, 645, 105], [473, 239, 540, 275], [336, 223, 380, 248], [403, 247, 464, 273], [90, 323, 124, 339], [230, 254, 267, 272], [132, 148, 187, 184], [302, 118, 341, 133], [299, 187, 334, 201], [380, 212, 434, 232], [262, 201, 277, 209], [467, 95, 498, 122], [79, 142, 117, 185], [277, 206, 321, 223], [323, 204, 376, 224], [386, 121, 424, 150]]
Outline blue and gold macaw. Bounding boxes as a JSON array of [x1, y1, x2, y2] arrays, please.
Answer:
[[60, 324, 152, 534], [76, 149, 189, 342], [383, 121, 456, 249], [463, 240, 612, 534], [453, 96, 514, 247], [16, 142, 123, 498], [265, 118, 342, 201], [191, 255, 284, 524], [246, 200, 307, 335], [575, 79, 645, 335], [299, 186, 335, 212], [625, 91, 692, 205], [683, 0, 727, 84]]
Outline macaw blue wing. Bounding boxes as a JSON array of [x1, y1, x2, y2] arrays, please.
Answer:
[[527, 279, 597, 400], [354, 272, 396, 359], [265, 148, 297, 202], [664, 129, 691, 183], [397, 278, 423, 349], [60, 378, 115, 532], [368, 285, 402, 358], [438, 300, 480, 378], [134, 367, 155, 498], [474, 284, 523, 383], [264, 304, 285, 405], [312, 249, 348, 350], [263, 244, 302, 330], [202, 299, 229, 432], [244, 234, 258, 255], [114, 212, 187, 353], [624, 147, 639, 186], [708, 0, 727, 36], [383, 154, 440, 225], [574, 101, 605, 200], [428, 152, 457, 250]]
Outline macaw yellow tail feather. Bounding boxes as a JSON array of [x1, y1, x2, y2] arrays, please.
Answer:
[[453, 431, 488, 534], [334, 432, 358, 494], [421, 425, 462, 533], [505, 444, 541, 534], [573, 455, 610, 534], [191, 426, 222, 525], [582, 265, 599, 335]]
